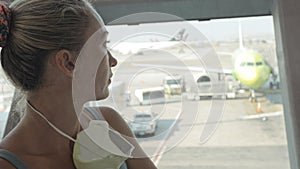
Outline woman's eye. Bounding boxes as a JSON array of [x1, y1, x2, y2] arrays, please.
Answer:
[[104, 40, 109, 48]]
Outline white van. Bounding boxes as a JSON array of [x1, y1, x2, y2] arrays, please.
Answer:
[[134, 87, 165, 105]]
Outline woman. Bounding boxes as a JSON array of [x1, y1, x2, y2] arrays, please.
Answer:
[[0, 0, 157, 168]]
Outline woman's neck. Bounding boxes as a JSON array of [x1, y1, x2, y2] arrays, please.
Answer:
[[22, 86, 82, 153]]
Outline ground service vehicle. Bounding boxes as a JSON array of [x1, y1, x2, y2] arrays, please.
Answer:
[[163, 75, 185, 95], [129, 112, 157, 136], [186, 74, 237, 100], [135, 87, 165, 105]]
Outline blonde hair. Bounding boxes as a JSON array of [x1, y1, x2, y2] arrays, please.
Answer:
[[1, 0, 97, 91]]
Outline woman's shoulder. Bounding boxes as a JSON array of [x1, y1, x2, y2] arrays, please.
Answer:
[[0, 146, 23, 169], [97, 106, 122, 121], [97, 106, 134, 137], [0, 158, 16, 169]]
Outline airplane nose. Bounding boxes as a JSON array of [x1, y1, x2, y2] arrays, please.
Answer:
[[240, 69, 257, 81]]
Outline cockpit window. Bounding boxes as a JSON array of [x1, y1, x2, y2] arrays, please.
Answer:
[[247, 62, 254, 66], [256, 62, 263, 66], [240, 62, 246, 66]]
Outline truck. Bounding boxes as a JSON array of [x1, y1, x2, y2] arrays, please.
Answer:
[[129, 112, 157, 137], [163, 75, 186, 95]]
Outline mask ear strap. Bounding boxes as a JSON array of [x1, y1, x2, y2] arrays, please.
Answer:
[[26, 101, 108, 158], [26, 101, 77, 143]]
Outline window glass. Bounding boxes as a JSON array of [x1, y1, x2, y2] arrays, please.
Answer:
[[0, 15, 289, 168], [256, 62, 263, 66], [247, 62, 254, 66], [0, 53, 15, 139], [103, 15, 289, 169]]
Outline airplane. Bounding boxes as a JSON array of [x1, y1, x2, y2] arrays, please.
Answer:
[[216, 21, 280, 101], [130, 21, 279, 102], [110, 28, 188, 55]]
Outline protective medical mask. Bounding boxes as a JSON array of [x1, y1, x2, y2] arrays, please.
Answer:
[[27, 101, 134, 169]]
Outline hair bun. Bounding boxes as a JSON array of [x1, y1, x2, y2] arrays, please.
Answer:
[[0, 1, 11, 47]]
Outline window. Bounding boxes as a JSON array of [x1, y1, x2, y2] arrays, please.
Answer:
[[247, 62, 254, 66], [106, 15, 289, 168], [166, 79, 181, 85], [256, 62, 263, 66], [0, 54, 14, 139], [0, 13, 289, 169]]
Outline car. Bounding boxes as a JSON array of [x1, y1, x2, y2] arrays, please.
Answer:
[[129, 112, 157, 137]]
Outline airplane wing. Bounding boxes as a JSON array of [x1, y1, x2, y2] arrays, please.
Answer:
[[239, 111, 283, 120]]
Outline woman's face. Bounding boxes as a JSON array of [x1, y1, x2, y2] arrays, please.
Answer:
[[95, 50, 117, 100], [92, 18, 118, 100], [75, 13, 117, 101]]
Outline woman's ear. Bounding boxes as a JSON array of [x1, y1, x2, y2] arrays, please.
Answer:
[[54, 50, 76, 78]]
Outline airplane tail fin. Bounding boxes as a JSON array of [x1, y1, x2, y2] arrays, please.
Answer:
[[169, 28, 187, 41], [238, 20, 244, 49]]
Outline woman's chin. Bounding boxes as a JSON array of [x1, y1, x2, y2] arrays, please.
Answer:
[[95, 91, 109, 100], [95, 96, 107, 100]]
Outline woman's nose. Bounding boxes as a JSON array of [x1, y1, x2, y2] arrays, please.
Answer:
[[108, 51, 117, 67]]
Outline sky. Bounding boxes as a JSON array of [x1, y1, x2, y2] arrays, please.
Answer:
[[106, 15, 275, 44]]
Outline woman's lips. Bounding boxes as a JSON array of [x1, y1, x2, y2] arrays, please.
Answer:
[[108, 73, 113, 84]]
